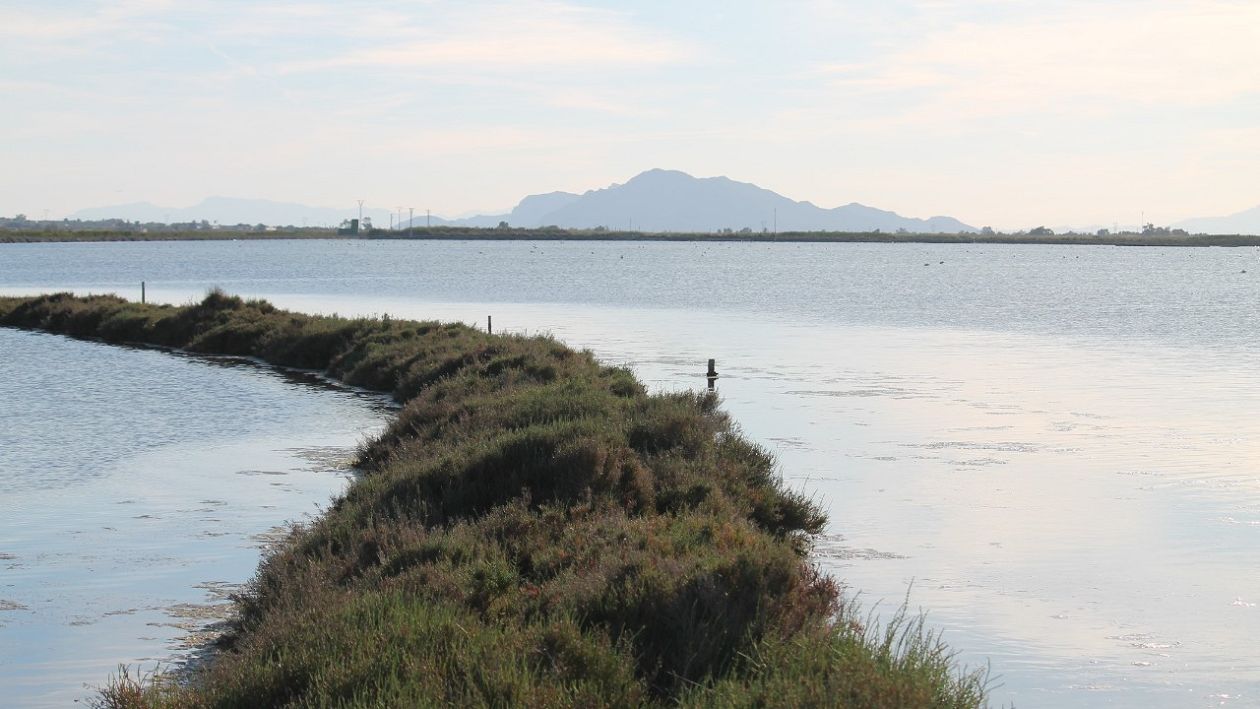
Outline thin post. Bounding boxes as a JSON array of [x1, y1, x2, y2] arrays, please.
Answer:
[[487, 315, 493, 334], [141, 281, 146, 304], [706, 358, 717, 378]]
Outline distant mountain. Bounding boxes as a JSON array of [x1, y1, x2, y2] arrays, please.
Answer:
[[509, 191, 583, 225], [72, 197, 400, 228], [418, 169, 973, 233], [1175, 205, 1260, 236], [77, 171, 975, 233]]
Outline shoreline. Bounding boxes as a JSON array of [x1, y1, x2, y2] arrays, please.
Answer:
[[4, 227, 1260, 248], [1, 291, 988, 707]]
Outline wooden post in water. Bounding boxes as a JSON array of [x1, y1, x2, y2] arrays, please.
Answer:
[[487, 315, 492, 335], [706, 359, 717, 378], [141, 281, 146, 304]]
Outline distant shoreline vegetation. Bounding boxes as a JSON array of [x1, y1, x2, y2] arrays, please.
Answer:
[[1, 292, 988, 707], [3, 222, 1260, 247]]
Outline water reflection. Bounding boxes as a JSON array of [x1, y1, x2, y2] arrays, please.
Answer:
[[2, 239, 1258, 707], [0, 329, 388, 707]]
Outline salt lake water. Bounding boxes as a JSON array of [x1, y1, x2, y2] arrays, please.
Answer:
[[2, 238, 1258, 707], [0, 327, 390, 706]]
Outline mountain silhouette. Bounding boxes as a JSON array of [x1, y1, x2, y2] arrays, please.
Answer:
[[76, 170, 974, 233], [1175, 204, 1260, 235], [436, 169, 973, 233], [71, 196, 396, 228]]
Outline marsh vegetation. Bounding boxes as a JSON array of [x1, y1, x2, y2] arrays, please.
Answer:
[[0, 292, 987, 707]]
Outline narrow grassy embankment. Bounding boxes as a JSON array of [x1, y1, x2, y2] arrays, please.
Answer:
[[0, 292, 987, 708]]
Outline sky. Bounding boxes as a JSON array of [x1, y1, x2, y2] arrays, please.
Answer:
[[3, 0, 1258, 229]]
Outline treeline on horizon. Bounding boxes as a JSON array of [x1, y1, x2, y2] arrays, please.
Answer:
[[3, 222, 1260, 247], [0, 292, 988, 708]]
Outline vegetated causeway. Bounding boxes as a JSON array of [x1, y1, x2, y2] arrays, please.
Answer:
[[0, 292, 986, 708]]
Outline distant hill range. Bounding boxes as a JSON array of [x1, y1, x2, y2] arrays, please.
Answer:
[[422, 169, 975, 233], [71, 196, 393, 228], [73, 170, 975, 233], [1174, 205, 1260, 236], [67, 173, 1260, 236]]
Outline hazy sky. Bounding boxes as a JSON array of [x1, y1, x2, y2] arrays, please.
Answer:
[[3, 0, 1257, 228]]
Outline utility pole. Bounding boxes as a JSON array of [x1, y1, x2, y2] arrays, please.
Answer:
[[426, 209, 430, 227], [408, 207, 414, 235], [357, 200, 364, 224]]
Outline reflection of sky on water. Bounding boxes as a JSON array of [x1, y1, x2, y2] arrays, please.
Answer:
[[0, 330, 389, 707], [3, 239, 1259, 707], [2, 239, 1258, 348]]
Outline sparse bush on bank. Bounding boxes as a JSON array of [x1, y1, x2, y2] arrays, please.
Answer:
[[0, 292, 988, 708]]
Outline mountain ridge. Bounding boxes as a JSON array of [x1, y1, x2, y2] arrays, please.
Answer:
[[68, 172, 1260, 235], [428, 169, 975, 233], [73, 170, 976, 233], [1174, 204, 1260, 236], [71, 196, 396, 228]]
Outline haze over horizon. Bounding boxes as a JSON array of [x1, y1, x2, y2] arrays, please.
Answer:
[[4, 1, 1258, 230]]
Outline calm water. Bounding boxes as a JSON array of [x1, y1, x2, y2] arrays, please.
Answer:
[[0, 328, 389, 706], [2, 239, 1259, 707]]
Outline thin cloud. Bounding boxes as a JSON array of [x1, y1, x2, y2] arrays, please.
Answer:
[[817, 0, 1260, 118], [280, 3, 694, 74], [0, 1, 175, 41], [544, 89, 664, 117]]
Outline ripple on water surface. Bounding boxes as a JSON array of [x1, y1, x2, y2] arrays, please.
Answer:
[[4, 240, 1260, 707], [0, 328, 389, 707]]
